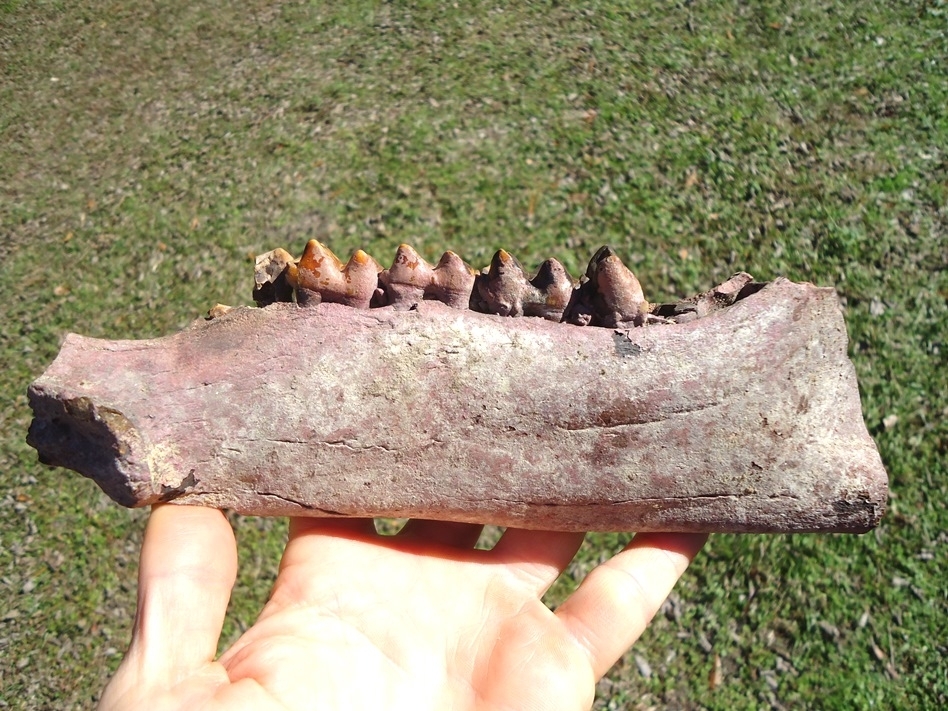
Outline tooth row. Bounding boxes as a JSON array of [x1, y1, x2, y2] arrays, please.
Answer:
[[253, 240, 659, 328]]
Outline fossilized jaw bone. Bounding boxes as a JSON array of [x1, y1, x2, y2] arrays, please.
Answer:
[[27, 239, 889, 532], [26, 280, 889, 533]]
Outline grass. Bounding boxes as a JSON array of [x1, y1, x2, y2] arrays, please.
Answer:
[[1, 0, 946, 708]]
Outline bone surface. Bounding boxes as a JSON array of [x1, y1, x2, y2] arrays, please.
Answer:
[[27, 278, 888, 533]]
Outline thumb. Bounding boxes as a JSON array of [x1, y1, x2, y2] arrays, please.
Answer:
[[100, 504, 237, 708]]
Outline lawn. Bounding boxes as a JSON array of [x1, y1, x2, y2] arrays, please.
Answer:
[[1, 0, 945, 708]]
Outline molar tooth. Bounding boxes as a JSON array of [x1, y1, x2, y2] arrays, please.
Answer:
[[475, 250, 576, 320], [523, 258, 574, 321], [253, 248, 296, 306], [594, 254, 648, 327], [381, 246, 477, 310], [563, 246, 648, 327], [476, 249, 531, 316], [295, 240, 381, 309], [430, 250, 477, 309], [381, 244, 434, 310]]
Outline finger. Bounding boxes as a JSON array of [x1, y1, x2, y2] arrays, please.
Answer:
[[397, 519, 484, 549], [492, 528, 586, 595], [129, 504, 238, 682], [555, 532, 707, 679]]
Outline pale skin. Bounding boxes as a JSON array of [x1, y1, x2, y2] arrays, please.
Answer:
[[99, 505, 706, 711]]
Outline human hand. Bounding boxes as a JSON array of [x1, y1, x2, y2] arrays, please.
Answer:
[[99, 505, 705, 711]]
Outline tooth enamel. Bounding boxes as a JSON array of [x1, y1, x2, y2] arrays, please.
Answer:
[[594, 254, 648, 327], [475, 249, 530, 316], [563, 246, 648, 327], [474, 250, 575, 320], [294, 240, 381, 309], [523, 258, 573, 321], [380, 246, 477, 310], [429, 251, 477, 309]]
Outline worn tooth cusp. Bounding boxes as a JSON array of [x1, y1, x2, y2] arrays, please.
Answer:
[[292, 239, 382, 309], [380, 245, 477, 310], [563, 246, 648, 327]]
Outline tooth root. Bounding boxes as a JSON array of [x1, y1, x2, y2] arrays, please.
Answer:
[[207, 303, 233, 319], [651, 272, 756, 323], [253, 248, 297, 306], [563, 246, 648, 327]]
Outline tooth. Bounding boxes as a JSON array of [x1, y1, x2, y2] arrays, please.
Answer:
[[279, 242, 648, 326], [30, 268, 890, 534], [380, 246, 477, 310], [563, 247, 648, 327], [473, 250, 576, 320], [253, 248, 296, 306], [594, 253, 648, 327], [523, 258, 574, 321], [430, 250, 477, 309], [295, 240, 381, 309], [475, 249, 531, 316], [380, 244, 435, 310]]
